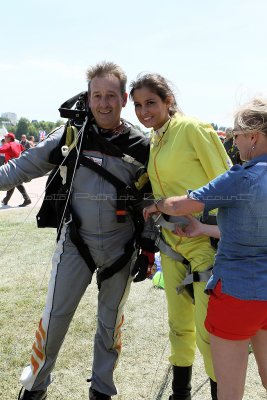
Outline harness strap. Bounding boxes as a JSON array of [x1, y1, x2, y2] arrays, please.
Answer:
[[154, 224, 213, 302], [81, 154, 128, 222], [68, 216, 97, 275], [89, 124, 142, 167], [80, 155, 126, 190], [96, 239, 135, 289], [153, 213, 218, 231], [80, 154, 142, 223], [64, 123, 79, 152], [176, 267, 213, 295], [68, 210, 135, 288], [153, 213, 219, 252], [152, 214, 189, 231], [58, 130, 144, 285], [155, 236, 188, 263]]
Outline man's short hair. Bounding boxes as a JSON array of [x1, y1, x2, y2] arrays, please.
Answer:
[[86, 61, 127, 96]]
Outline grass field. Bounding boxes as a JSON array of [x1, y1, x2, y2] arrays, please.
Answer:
[[0, 208, 266, 399]]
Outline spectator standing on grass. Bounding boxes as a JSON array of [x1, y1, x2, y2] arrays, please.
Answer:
[[20, 134, 31, 150], [143, 97, 267, 400], [223, 127, 242, 165], [130, 73, 231, 400], [0, 61, 156, 400], [28, 136, 36, 147], [0, 132, 31, 207]]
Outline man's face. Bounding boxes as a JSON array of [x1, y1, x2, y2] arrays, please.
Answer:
[[88, 74, 127, 130], [21, 135, 26, 141]]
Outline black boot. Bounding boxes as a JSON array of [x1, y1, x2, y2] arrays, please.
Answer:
[[2, 188, 15, 205], [210, 379, 217, 400], [19, 198, 32, 207], [17, 184, 31, 207], [18, 387, 47, 400], [89, 387, 111, 400], [169, 365, 192, 400]]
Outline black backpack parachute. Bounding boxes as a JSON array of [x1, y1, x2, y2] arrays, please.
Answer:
[[58, 91, 94, 126], [36, 91, 94, 232]]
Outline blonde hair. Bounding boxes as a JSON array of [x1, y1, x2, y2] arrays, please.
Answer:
[[235, 97, 267, 136]]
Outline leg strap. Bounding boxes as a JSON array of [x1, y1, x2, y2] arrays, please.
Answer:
[[176, 267, 213, 295], [69, 217, 97, 275], [155, 233, 213, 301], [96, 239, 135, 289], [69, 215, 135, 288], [155, 236, 187, 263]]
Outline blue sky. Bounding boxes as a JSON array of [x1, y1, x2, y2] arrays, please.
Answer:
[[1, 0, 267, 129]]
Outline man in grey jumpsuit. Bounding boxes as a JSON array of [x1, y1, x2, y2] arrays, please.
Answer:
[[0, 62, 155, 400]]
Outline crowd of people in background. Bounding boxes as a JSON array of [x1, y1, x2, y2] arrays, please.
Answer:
[[19, 134, 35, 149], [223, 128, 242, 165], [0, 133, 36, 205], [0, 132, 31, 207]]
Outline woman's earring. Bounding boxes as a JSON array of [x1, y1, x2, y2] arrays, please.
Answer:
[[251, 145, 256, 150]]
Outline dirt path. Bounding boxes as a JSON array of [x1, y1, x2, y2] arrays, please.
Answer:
[[0, 175, 47, 210]]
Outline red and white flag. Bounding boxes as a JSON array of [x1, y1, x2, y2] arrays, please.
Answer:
[[39, 130, 46, 140]]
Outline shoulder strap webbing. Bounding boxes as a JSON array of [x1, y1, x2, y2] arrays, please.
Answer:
[[80, 154, 142, 222], [88, 126, 125, 157], [80, 154, 126, 190], [87, 125, 143, 167]]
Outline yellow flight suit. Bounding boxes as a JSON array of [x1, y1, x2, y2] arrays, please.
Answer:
[[148, 114, 230, 380]]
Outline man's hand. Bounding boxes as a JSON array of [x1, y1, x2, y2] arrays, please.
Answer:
[[131, 250, 156, 282]]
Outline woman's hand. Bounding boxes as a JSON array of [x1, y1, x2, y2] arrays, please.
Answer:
[[173, 215, 221, 239], [143, 203, 160, 221], [143, 196, 205, 222], [173, 215, 205, 237]]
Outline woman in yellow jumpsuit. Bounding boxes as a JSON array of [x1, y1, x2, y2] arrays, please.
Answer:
[[130, 73, 230, 400]]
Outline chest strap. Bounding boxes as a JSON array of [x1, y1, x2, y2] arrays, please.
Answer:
[[80, 154, 142, 223]]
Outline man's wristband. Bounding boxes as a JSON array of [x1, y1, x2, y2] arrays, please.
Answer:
[[154, 198, 163, 212]]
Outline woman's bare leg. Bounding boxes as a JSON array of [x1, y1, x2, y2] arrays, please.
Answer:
[[210, 333, 249, 400], [251, 329, 267, 390]]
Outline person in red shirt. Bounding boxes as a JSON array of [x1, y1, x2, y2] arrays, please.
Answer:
[[0, 133, 31, 207]]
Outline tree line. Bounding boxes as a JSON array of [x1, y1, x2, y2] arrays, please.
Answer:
[[0, 117, 227, 142], [0, 117, 65, 141]]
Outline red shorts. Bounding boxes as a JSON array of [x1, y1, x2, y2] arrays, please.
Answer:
[[205, 281, 267, 340]]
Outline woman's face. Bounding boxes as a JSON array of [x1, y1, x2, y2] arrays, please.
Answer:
[[233, 121, 253, 161], [132, 87, 170, 130]]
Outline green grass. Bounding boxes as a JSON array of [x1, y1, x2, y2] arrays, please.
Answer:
[[0, 209, 97, 399], [0, 209, 174, 400], [0, 209, 265, 399]]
